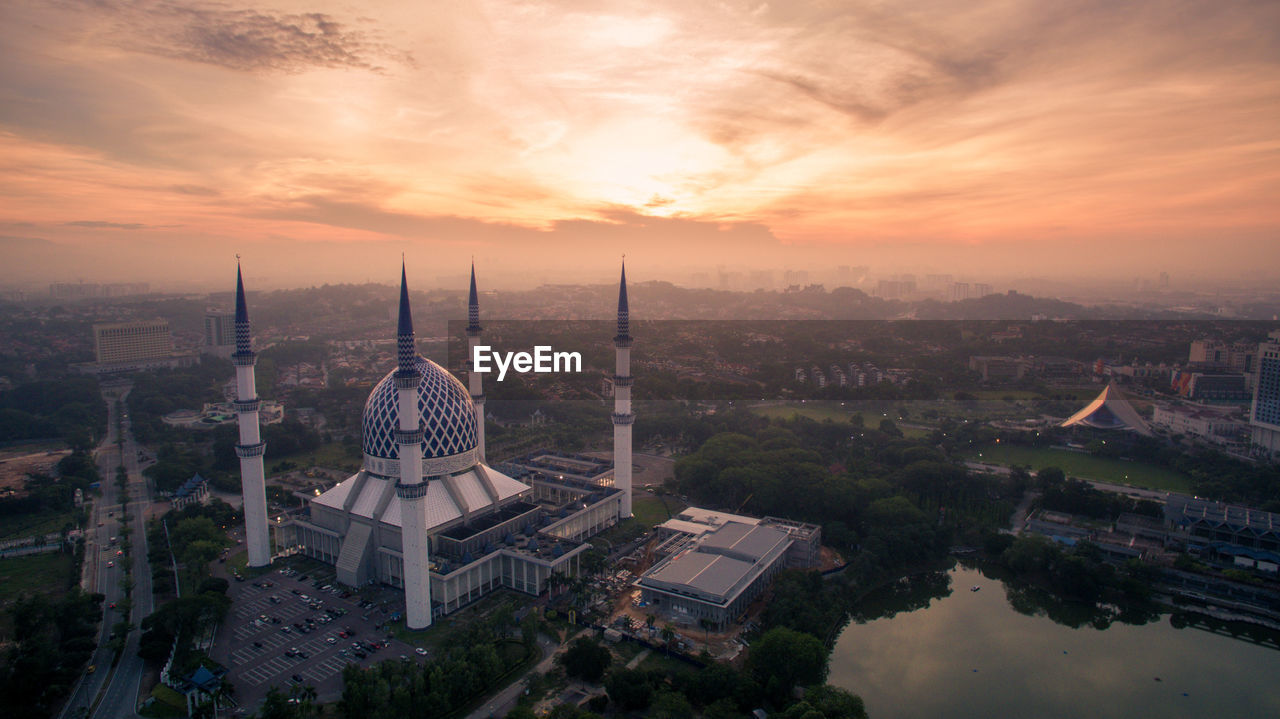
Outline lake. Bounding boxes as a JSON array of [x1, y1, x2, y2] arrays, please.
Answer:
[[828, 564, 1280, 719]]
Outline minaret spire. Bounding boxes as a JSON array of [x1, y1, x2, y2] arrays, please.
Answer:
[[467, 261, 481, 333], [392, 262, 431, 629], [396, 260, 416, 373], [611, 259, 635, 519], [616, 258, 630, 342], [466, 261, 486, 462], [234, 260, 251, 354], [232, 260, 270, 567]]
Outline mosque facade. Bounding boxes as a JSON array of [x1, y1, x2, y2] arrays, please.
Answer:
[[236, 262, 633, 624]]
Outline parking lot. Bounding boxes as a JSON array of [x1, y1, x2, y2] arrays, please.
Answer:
[[211, 558, 426, 710]]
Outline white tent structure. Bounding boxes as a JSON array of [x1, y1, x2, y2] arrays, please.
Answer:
[[1060, 384, 1153, 436]]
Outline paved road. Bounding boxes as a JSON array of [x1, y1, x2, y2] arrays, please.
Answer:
[[93, 386, 155, 719], [1007, 490, 1040, 535], [60, 389, 128, 719], [964, 461, 1172, 502], [59, 384, 154, 719]]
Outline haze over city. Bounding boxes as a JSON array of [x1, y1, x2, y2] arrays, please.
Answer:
[[2, 0, 1279, 290], [6, 5, 1280, 717]]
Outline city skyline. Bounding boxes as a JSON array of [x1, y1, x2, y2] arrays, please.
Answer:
[[2, 0, 1279, 287]]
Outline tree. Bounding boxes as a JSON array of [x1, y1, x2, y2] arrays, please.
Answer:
[[558, 638, 611, 683], [700, 618, 716, 648], [521, 612, 540, 649], [659, 624, 676, 654], [705, 698, 745, 719], [606, 668, 653, 711], [801, 685, 868, 719], [650, 690, 694, 719], [748, 628, 828, 701]]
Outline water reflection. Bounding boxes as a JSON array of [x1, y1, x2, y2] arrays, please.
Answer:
[[849, 570, 952, 623], [828, 565, 1280, 719]]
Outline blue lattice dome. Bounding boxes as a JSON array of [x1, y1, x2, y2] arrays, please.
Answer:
[[361, 356, 478, 476]]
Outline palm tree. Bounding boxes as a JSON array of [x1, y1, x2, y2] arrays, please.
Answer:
[[699, 618, 715, 650], [289, 683, 319, 719], [660, 624, 676, 655]]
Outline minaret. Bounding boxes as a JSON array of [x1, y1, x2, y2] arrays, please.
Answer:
[[611, 261, 635, 519], [465, 262, 486, 463], [392, 263, 432, 629], [232, 262, 270, 567]]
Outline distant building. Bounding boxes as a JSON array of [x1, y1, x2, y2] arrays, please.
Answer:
[[1171, 370, 1250, 402], [1151, 403, 1246, 446], [94, 320, 171, 363], [1189, 339, 1258, 381], [1034, 356, 1084, 380], [923, 274, 953, 291], [1250, 331, 1280, 459], [876, 278, 916, 299], [203, 311, 236, 356], [969, 355, 1028, 382], [1103, 361, 1175, 386]]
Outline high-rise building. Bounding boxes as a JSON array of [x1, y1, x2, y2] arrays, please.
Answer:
[[204, 311, 235, 355], [93, 320, 172, 364], [1250, 331, 1280, 458]]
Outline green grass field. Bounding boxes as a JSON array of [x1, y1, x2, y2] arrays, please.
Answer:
[[0, 551, 73, 602], [631, 495, 685, 528], [965, 444, 1192, 493], [748, 403, 931, 438]]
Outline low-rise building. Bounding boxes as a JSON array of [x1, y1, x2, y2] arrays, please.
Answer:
[[639, 509, 822, 630], [1151, 403, 1247, 446]]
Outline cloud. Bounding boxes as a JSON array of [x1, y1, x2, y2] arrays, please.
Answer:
[[0, 0, 1277, 286], [167, 184, 221, 196], [77, 0, 412, 73], [64, 220, 168, 229]]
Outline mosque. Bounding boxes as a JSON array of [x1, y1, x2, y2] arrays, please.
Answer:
[[231, 261, 634, 628]]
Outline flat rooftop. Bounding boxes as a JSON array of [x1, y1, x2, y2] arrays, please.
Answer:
[[699, 522, 790, 562], [645, 552, 755, 600], [676, 507, 761, 529]]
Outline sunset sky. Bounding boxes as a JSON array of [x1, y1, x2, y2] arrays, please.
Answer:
[[2, 0, 1278, 288]]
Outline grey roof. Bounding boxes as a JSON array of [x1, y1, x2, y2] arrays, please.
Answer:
[[644, 551, 756, 600], [639, 521, 793, 605], [699, 522, 790, 562], [1167, 496, 1279, 536]]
